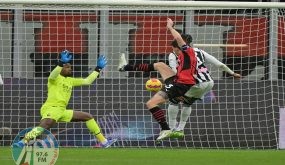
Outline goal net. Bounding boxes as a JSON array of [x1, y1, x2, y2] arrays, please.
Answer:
[[0, 0, 284, 149]]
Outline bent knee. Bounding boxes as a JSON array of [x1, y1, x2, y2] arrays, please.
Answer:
[[146, 100, 155, 109], [85, 113, 93, 121], [39, 118, 56, 129], [153, 62, 166, 69]]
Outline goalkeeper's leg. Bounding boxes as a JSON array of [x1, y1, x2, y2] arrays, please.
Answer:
[[13, 119, 55, 148], [13, 105, 64, 148], [24, 119, 55, 142], [71, 111, 117, 148]]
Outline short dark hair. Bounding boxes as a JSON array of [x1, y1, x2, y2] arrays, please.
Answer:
[[171, 39, 179, 48], [170, 34, 193, 48], [181, 34, 193, 44]]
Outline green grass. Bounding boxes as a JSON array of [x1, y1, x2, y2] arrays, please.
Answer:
[[1, 147, 285, 165]]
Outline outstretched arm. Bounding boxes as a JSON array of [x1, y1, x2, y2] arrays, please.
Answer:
[[72, 55, 108, 86], [49, 50, 72, 80], [202, 49, 241, 79], [72, 71, 100, 86], [49, 66, 62, 80], [167, 18, 186, 48]]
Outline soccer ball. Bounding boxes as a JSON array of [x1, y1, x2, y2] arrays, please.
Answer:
[[145, 78, 162, 92]]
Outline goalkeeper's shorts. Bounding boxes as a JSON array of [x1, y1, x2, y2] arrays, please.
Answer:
[[40, 105, 73, 122]]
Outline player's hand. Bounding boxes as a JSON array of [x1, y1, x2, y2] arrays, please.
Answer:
[[232, 73, 242, 79], [60, 50, 72, 63], [167, 18, 174, 29], [97, 55, 107, 69]]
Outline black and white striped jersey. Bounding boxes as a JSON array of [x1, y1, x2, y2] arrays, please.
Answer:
[[168, 51, 179, 74], [193, 48, 213, 83]]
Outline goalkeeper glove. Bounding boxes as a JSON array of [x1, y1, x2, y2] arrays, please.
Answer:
[[95, 55, 107, 72], [59, 50, 72, 66]]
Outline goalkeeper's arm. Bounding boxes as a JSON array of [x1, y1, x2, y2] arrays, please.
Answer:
[[72, 71, 99, 86], [72, 55, 107, 86], [49, 66, 62, 80], [202, 49, 241, 79], [49, 50, 73, 80]]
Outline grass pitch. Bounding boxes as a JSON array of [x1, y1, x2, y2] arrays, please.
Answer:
[[1, 147, 284, 165]]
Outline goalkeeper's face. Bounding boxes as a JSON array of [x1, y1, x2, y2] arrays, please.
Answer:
[[61, 63, 72, 77]]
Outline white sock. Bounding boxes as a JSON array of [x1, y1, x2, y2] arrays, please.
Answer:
[[101, 139, 108, 145], [0, 74, 3, 85], [177, 106, 192, 131], [167, 104, 179, 129]]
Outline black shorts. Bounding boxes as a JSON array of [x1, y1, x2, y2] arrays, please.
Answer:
[[162, 76, 194, 104]]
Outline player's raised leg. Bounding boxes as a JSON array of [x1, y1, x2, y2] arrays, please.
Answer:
[[71, 111, 117, 148], [118, 54, 175, 81]]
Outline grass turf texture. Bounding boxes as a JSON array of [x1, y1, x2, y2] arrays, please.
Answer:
[[1, 147, 284, 165]]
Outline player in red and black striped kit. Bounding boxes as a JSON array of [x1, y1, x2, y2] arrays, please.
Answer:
[[118, 18, 197, 142]]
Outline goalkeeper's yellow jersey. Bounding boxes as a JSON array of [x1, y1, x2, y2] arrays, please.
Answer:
[[43, 66, 99, 107]]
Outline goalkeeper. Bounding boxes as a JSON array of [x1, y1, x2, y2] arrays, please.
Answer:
[[13, 50, 117, 148]]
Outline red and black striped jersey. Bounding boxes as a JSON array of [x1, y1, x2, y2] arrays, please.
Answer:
[[176, 45, 197, 85]]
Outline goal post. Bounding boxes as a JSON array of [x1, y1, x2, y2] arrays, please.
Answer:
[[1, 0, 285, 8], [0, 0, 285, 149]]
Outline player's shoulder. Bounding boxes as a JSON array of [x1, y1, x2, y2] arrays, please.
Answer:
[[169, 52, 176, 57], [181, 44, 190, 51], [194, 47, 210, 56], [193, 47, 203, 52], [48, 74, 66, 82]]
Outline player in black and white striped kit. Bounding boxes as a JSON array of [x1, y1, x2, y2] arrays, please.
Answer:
[[168, 35, 241, 138], [194, 48, 213, 83]]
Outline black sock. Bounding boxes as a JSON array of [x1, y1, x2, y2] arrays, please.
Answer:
[[124, 63, 154, 72], [149, 107, 170, 130]]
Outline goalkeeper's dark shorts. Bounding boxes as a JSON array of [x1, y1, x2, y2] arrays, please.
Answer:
[[161, 76, 194, 105]]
